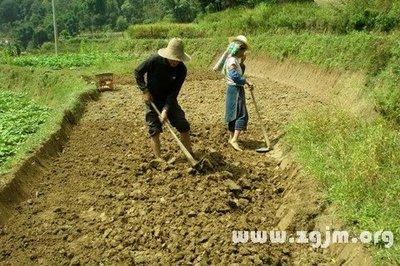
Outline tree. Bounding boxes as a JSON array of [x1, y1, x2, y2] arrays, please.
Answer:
[[163, 0, 200, 22], [13, 24, 34, 49], [106, 0, 120, 27], [33, 28, 50, 47], [116, 15, 128, 30], [65, 14, 79, 36], [121, 0, 135, 23], [85, 0, 107, 29], [0, 0, 20, 23]]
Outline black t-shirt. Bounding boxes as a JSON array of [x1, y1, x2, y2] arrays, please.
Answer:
[[134, 54, 187, 109]]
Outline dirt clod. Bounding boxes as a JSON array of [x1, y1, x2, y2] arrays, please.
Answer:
[[225, 180, 242, 192]]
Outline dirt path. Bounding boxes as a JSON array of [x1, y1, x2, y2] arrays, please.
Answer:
[[0, 73, 331, 264]]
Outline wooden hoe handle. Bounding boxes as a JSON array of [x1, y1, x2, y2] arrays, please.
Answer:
[[150, 102, 197, 167], [250, 90, 272, 149]]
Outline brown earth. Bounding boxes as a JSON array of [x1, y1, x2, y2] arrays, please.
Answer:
[[0, 60, 369, 264]]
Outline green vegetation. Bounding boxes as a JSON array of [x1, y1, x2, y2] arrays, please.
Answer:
[[123, 1, 400, 38], [1, 0, 299, 50], [1, 0, 399, 51], [0, 66, 92, 174], [2, 53, 134, 69], [127, 23, 205, 39], [0, 91, 50, 165], [371, 39, 400, 123], [252, 32, 380, 69], [286, 108, 400, 263], [197, 1, 400, 35]]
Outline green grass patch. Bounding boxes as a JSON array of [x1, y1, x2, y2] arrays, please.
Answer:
[[0, 66, 86, 107], [197, 1, 400, 36], [197, 3, 330, 35], [0, 66, 91, 174], [0, 91, 51, 165], [127, 23, 205, 39], [369, 36, 400, 123], [2, 53, 135, 70], [286, 107, 400, 263], [251, 32, 381, 70]]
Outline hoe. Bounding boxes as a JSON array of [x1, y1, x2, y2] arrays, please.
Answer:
[[150, 102, 216, 172], [249, 88, 272, 153]]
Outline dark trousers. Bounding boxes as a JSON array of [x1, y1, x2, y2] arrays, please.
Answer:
[[145, 102, 190, 137]]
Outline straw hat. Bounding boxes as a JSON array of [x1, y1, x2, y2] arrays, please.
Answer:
[[228, 35, 249, 49], [158, 38, 191, 62]]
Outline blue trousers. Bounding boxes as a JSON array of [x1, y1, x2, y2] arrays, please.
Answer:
[[225, 85, 248, 132]]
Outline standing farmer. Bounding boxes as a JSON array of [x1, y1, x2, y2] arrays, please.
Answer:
[[134, 38, 193, 158], [214, 35, 254, 151]]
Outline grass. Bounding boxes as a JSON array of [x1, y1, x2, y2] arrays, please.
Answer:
[[103, 37, 226, 70], [0, 66, 89, 174], [196, 1, 400, 35], [370, 36, 400, 123], [251, 32, 380, 70], [126, 2, 398, 38], [127, 23, 205, 39], [0, 91, 50, 165], [7, 53, 135, 69], [286, 108, 400, 263]]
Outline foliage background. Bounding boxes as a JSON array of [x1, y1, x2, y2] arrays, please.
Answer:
[[0, 0, 315, 49]]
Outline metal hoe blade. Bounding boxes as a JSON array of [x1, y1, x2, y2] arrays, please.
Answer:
[[256, 147, 270, 153]]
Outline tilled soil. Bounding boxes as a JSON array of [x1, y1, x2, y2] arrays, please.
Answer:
[[0, 73, 330, 264]]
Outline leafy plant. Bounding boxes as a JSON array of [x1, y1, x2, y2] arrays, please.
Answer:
[[7, 53, 134, 69], [0, 90, 50, 165]]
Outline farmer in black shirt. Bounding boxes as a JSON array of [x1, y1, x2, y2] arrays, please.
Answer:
[[134, 38, 193, 158]]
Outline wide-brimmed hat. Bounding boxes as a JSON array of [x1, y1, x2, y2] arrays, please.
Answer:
[[228, 35, 249, 49], [158, 38, 191, 62]]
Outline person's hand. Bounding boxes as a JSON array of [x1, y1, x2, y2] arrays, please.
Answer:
[[143, 90, 152, 103], [159, 109, 168, 124]]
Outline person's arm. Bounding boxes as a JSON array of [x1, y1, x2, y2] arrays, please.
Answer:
[[134, 57, 153, 91], [164, 66, 187, 111], [134, 56, 154, 103], [228, 61, 252, 88], [228, 64, 246, 86]]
